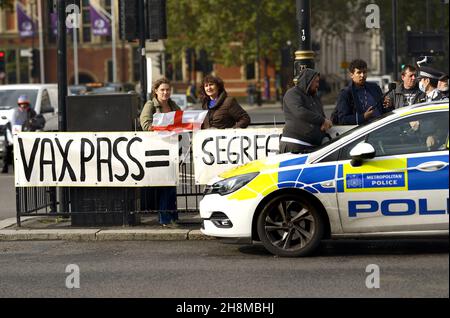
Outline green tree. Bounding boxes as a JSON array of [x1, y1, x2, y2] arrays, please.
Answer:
[[0, 0, 14, 10], [166, 0, 365, 68], [165, 0, 448, 73]]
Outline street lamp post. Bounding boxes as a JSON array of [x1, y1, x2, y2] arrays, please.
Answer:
[[138, 0, 147, 103], [57, 0, 69, 213], [392, 0, 399, 82], [294, 0, 314, 83]]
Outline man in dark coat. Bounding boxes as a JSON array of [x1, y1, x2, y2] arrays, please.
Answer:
[[279, 68, 332, 154], [384, 64, 421, 108], [334, 59, 386, 125]]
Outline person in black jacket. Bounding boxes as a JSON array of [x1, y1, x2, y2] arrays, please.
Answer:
[[279, 68, 332, 154], [334, 59, 387, 125], [383, 64, 421, 108]]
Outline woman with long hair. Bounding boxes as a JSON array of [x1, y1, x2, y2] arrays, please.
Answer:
[[139, 78, 180, 227]]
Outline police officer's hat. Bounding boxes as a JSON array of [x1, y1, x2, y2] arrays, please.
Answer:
[[416, 66, 441, 80], [439, 72, 448, 82]]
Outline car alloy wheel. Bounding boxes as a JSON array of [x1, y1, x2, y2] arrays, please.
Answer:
[[257, 194, 323, 257]]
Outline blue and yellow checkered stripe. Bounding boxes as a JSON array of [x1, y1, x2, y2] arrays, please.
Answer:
[[219, 153, 448, 201]]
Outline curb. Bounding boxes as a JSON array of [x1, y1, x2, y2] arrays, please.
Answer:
[[96, 229, 189, 241], [0, 228, 213, 242], [0, 229, 99, 241], [188, 229, 216, 241]]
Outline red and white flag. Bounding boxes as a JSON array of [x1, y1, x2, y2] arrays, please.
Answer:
[[152, 110, 208, 133]]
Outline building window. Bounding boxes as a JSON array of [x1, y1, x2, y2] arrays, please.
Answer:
[[133, 48, 140, 82], [107, 60, 113, 82], [175, 60, 183, 82], [103, 0, 112, 43], [81, 0, 91, 43], [47, 0, 56, 44], [6, 50, 17, 84], [19, 55, 30, 84], [246, 61, 256, 80]]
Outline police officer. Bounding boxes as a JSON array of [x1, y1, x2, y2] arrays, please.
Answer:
[[414, 66, 447, 103]]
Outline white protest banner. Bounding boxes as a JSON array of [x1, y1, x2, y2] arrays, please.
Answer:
[[14, 132, 179, 187], [192, 128, 282, 184]]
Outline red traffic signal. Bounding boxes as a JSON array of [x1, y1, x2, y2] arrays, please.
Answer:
[[0, 51, 6, 74]]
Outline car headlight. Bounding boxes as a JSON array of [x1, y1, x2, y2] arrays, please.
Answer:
[[204, 172, 259, 196]]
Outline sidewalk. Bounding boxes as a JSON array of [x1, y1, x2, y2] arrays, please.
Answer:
[[0, 213, 213, 242]]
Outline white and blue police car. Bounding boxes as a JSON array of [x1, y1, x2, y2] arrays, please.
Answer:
[[200, 101, 449, 257]]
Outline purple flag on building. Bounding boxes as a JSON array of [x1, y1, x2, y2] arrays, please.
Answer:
[[50, 13, 57, 36], [89, 4, 111, 36], [50, 13, 73, 35], [16, 3, 35, 37]]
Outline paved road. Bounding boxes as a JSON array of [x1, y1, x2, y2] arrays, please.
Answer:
[[0, 239, 447, 298]]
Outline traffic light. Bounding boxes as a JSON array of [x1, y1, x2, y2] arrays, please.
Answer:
[[119, 0, 139, 41], [31, 49, 40, 78], [146, 0, 167, 40], [0, 50, 5, 74]]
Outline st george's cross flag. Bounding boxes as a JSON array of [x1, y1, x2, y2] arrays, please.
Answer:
[[152, 110, 208, 133]]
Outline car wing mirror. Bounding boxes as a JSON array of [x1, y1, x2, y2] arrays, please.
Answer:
[[350, 142, 375, 167]]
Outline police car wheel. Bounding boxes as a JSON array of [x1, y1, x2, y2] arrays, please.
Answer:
[[257, 194, 323, 257]]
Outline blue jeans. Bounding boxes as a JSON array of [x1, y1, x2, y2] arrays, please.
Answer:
[[157, 186, 178, 224]]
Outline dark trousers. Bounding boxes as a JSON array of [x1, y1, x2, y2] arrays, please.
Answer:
[[141, 186, 178, 224]]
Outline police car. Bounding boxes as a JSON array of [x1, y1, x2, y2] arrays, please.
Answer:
[[200, 101, 449, 257]]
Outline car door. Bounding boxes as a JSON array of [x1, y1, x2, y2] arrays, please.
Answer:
[[337, 110, 449, 233]]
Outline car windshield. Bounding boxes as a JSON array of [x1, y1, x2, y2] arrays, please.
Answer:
[[0, 89, 38, 109], [310, 111, 394, 153]]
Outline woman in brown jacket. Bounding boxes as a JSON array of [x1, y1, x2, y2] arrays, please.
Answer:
[[200, 75, 250, 129]]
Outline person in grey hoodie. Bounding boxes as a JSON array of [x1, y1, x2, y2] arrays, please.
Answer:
[[279, 68, 332, 154]]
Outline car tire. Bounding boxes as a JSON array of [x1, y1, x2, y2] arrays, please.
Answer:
[[257, 193, 324, 257]]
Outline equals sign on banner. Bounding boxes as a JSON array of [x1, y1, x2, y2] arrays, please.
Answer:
[[145, 150, 170, 168]]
